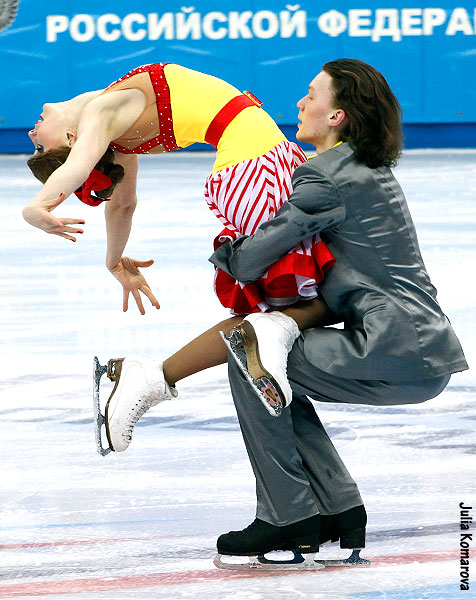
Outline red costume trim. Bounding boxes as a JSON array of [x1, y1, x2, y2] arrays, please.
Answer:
[[205, 91, 263, 148], [108, 63, 180, 154]]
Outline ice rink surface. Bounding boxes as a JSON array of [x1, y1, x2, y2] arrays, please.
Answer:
[[0, 150, 475, 599]]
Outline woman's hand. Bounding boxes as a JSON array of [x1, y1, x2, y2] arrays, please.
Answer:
[[109, 256, 160, 315], [22, 193, 85, 242]]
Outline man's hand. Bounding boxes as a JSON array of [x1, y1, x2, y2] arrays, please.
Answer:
[[22, 193, 85, 242], [109, 256, 160, 315]]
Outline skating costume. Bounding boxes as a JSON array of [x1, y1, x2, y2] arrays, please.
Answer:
[[102, 63, 335, 314]]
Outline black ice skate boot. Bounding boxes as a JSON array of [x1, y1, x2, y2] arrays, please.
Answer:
[[217, 515, 321, 556], [319, 505, 367, 549]]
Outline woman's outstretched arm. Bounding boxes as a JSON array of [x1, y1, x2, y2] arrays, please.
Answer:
[[22, 105, 114, 238], [104, 152, 138, 270], [22, 90, 145, 239], [105, 153, 160, 315]]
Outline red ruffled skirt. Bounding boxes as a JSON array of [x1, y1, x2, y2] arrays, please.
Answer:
[[205, 141, 336, 315], [212, 229, 335, 314]]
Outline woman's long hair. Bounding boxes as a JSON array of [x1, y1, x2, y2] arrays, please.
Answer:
[[323, 59, 403, 168], [27, 147, 124, 198]]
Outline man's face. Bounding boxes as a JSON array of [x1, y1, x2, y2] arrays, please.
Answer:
[[296, 71, 338, 148]]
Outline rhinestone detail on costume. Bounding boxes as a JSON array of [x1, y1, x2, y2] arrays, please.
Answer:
[[107, 63, 180, 154]]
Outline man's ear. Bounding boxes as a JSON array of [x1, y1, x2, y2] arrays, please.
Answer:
[[329, 109, 347, 128], [65, 129, 77, 148]]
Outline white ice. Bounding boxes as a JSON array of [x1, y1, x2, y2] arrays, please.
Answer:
[[0, 151, 475, 599]]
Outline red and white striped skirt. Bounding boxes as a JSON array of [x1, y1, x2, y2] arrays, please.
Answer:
[[204, 141, 335, 314]]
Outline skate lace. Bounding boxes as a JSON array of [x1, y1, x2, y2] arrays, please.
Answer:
[[123, 396, 153, 442], [229, 519, 264, 539]]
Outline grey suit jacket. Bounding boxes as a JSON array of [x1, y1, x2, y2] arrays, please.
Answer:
[[210, 142, 468, 381]]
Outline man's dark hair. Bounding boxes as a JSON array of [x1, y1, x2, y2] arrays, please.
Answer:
[[323, 58, 403, 168]]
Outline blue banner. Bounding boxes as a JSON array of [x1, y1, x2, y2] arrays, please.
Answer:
[[1, 1, 475, 134]]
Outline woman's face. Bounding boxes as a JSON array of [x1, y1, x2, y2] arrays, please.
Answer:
[[28, 103, 66, 154]]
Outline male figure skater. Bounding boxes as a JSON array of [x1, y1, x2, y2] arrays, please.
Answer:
[[211, 58, 468, 558]]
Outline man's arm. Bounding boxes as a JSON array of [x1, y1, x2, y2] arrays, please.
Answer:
[[209, 161, 345, 283]]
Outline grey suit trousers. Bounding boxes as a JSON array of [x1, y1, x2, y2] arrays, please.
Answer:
[[228, 337, 450, 527]]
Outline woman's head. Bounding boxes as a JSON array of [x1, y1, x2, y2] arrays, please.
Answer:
[[321, 58, 403, 168], [27, 99, 124, 201], [28, 103, 75, 155], [27, 147, 125, 200]]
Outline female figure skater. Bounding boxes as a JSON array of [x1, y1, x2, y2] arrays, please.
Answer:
[[24, 62, 337, 450]]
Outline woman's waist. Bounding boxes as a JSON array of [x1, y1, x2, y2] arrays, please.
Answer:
[[213, 108, 286, 171]]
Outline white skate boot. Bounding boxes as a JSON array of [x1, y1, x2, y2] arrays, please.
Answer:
[[221, 312, 300, 416], [103, 356, 178, 452]]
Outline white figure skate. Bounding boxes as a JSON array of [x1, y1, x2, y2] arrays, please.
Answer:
[[93, 356, 177, 455], [220, 312, 300, 417]]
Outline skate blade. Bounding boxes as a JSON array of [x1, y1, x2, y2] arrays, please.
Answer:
[[237, 322, 288, 411], [236, 321, 267, 380], [214, 552, 324, 571], [93, 356, 112, 456], [219, 330, 283, 417], [315, 549, 371, 567]]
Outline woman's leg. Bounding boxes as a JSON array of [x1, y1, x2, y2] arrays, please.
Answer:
[[163, 297, 335, 387], [163, 316, 242, 386], [105, 299, 334, 452], [105, 315, 242, 452], [280, 296, 338, 330]]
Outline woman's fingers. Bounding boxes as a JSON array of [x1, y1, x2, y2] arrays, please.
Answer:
[[61, 226, 84, 234], [123, 288, 156, 314], [132, 290, 145, 315], [140, 285, 160, 309], [60, 218, 86, 225], [115, 258, 159, 314], [58, 232, 78, 242], [133, 259, 154, 269], [49, 217, 86, 241], [55, 227, 83, 241]]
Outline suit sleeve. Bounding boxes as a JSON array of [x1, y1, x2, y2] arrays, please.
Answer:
[[208, 161, 345, 284]]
